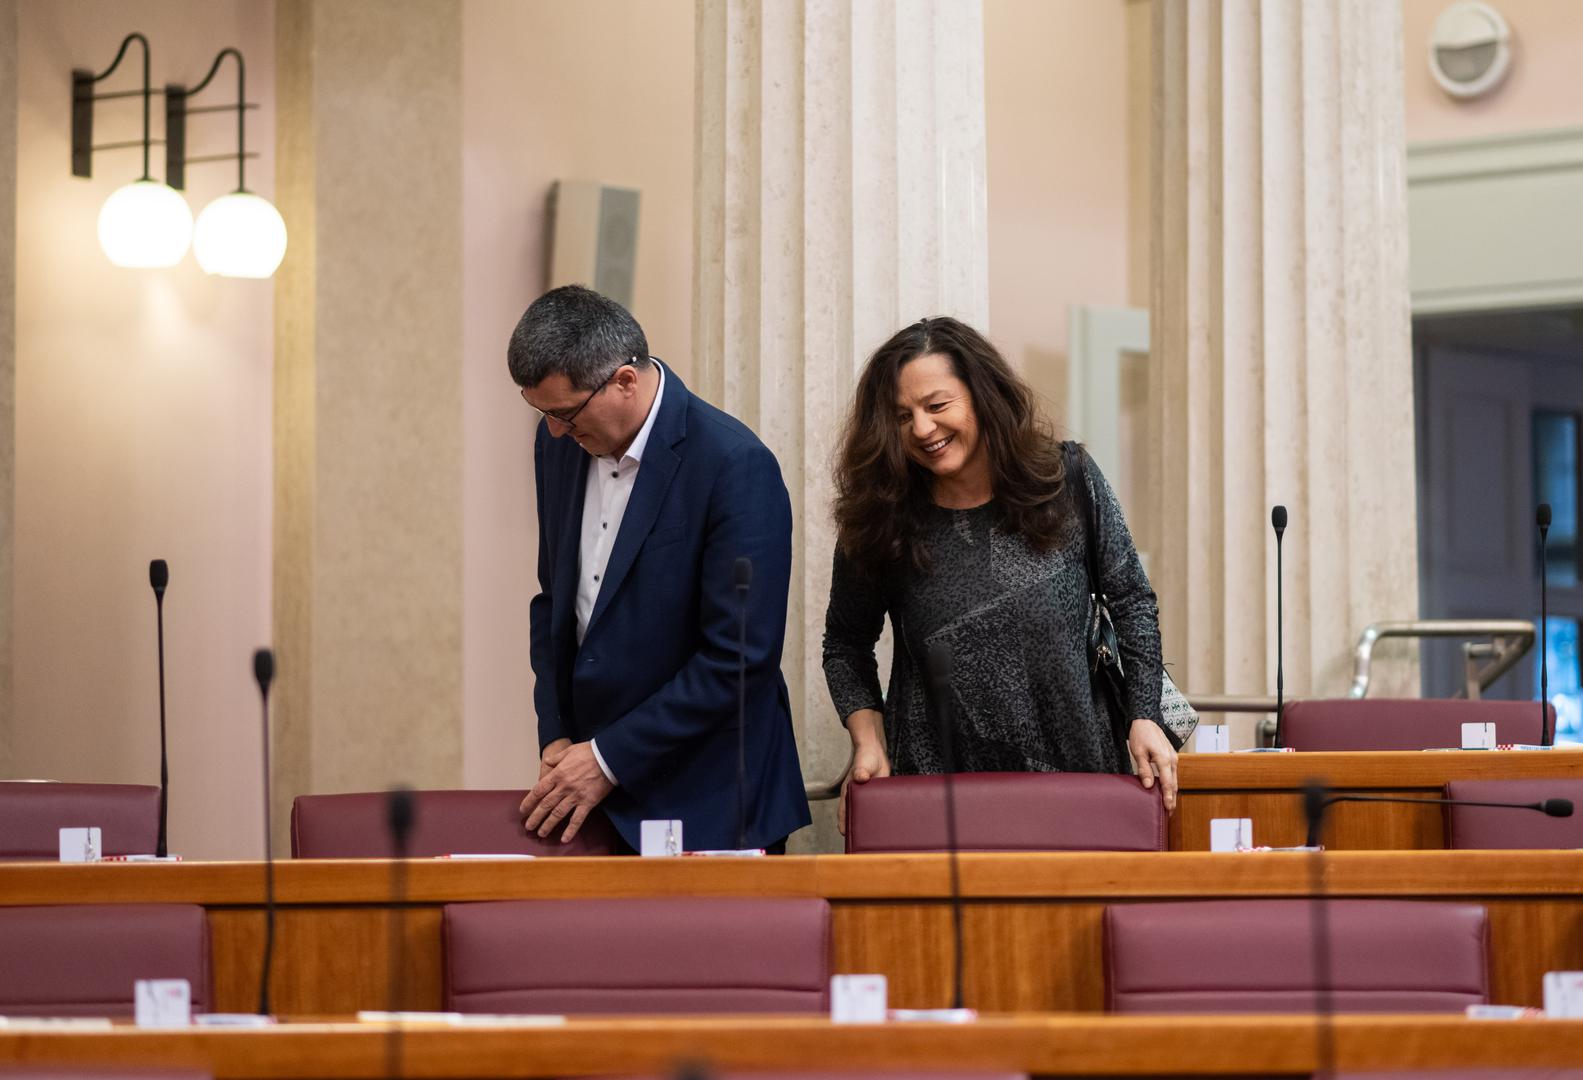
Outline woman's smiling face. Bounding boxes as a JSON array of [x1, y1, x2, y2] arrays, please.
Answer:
[[894, 352, 986, 484]]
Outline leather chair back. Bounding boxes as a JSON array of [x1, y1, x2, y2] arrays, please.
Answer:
[[444, 898, 830, 1014], [1281, 699, 1548, 751], [1445, 778, 1583, 849], [0, 904, 210, 1017], [0, 782, 160, 860], [845, 772, 1166, 853], [291, 789, 617, 857], [1105, 899, 1489, 1013]]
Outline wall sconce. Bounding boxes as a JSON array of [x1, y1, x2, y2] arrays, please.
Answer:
[[167, 48, 288, 279], [72, 33, 193, 268]]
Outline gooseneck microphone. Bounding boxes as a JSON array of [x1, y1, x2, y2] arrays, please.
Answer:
[[1539, 503, 1553, 746], [928, 640, 965, 1012], [149, 560, 170, 859], [733, 557, 752, 850], [252, 648, 276, 1016], [386, 786, 416, 1079], [1271, 507, 1288, 748], [1303, 792, 1573, 847]]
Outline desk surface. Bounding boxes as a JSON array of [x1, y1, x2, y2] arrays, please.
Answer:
[[3, 1015, 1583, 1077]]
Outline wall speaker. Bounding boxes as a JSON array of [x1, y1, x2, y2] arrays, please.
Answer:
[[547, 180, 641, 308]]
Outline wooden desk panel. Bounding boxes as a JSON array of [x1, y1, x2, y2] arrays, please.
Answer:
[[5, 1016, 1583, 1078], [6, 852, 1583, 1015], [1173, 748, 1583, 850]]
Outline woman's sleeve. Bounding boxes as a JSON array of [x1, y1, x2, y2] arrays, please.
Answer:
[[822, 544, 889, 725], [1083, 450, 1169, 736]]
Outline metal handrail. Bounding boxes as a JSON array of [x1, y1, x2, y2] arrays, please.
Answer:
[[801, 618, 1540, 799], [1349, 619, 1534, 699]]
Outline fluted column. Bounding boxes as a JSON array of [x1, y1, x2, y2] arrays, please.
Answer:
[[694, 0, 989, 851], [1150, 0, 1419, 727]]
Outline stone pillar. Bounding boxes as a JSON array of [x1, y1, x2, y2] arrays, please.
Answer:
[[273, 1, 464, 841], [0, 0, 15, 764], [694, 0, 989, 851], [1149, 0, 1419, 727]]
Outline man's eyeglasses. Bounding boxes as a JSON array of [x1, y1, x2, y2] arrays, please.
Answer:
[[521, 367, 625, 429]]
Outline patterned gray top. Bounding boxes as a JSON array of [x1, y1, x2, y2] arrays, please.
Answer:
[[822, 450, 1164, 775]]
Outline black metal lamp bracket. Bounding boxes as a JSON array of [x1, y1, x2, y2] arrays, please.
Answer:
[[72, 32, 160, 181], [166, 47, 257, 193]]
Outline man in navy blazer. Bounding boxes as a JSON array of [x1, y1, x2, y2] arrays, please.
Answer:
[[509, 286, 811, 852]]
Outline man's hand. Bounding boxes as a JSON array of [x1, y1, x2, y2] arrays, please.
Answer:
[[538, 737, 572, 781], [520, 740, 614, 842], [1127, 719, 1178, 812]]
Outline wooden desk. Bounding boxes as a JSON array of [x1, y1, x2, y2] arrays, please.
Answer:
[[4, 1015, 1583, 1078], [5, 851, 1583, 1016], [1175, 749, 1583, 849]]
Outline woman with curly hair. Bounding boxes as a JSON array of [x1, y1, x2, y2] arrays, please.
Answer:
[[822, 316, 1178, 829]]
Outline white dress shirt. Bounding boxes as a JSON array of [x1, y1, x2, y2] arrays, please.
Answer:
[[580, 363, 665, 785]]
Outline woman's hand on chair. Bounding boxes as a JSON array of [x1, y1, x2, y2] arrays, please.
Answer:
[[1127, 719, 1178, 812], [839, 709, 891, 835]]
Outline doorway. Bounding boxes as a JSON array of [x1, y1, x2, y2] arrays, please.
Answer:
[[1414, 306, 1583, 740]]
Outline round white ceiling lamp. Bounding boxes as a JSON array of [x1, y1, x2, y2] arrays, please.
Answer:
[[1429, 1, 1513, 100]]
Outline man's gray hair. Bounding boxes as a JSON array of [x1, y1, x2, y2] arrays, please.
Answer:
[[507, 284, 652, 390]]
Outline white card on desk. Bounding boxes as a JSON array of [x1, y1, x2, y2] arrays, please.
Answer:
[[134, 978, 191, 1028], [639, 819, 683, 857], [831, 974, 887, 1023], [58, 827, 101, 863], [1195, 725, 1229, 753], [1209, 818, 1253, 852], [1461, 721, 1497, 749], [1544, 971, 1583, 1017]]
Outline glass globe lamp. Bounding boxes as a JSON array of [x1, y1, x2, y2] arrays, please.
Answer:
[[193, 192, 288, 279], [97, 179, 194, 268]]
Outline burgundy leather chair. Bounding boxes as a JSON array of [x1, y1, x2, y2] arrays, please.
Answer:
[[1445, 778, 1583, 849], [0, 782, 160, 860], [1104, 899, 1489, 1013], [1280, 699, 1549, 751], [290, 789, 617, 857], [845, 772, 1165, 853], [0, 904, 210, 1017], [443, 898, 830, 1014]]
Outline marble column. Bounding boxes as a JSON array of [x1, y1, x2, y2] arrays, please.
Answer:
[[273, 1, 464, 842], [0, 0, 15, 762], [1149, 0, 1419, 732], [694, 0, 989, 851]]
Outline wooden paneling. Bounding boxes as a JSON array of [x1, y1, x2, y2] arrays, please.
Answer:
[[9, 852, 1583, 1014], [6, 1016, 1583, 1077]]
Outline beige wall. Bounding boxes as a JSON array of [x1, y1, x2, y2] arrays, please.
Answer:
[[1403, 0, 1583, 142], [459, 0, 695, 783], [1, 0, 16, 767], [983, 0, 1133, 427], [9, 0, 274, 859]]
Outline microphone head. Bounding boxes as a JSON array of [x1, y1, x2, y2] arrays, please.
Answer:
[[1539, 503, 1553, 530], [1542, 798, 1574, 818], [387, 785, 417, 841], [1271, 505, 1288, 535], [252, 648, 274, 693], [149, 559, 169, 596], [927, 640, 953, 689], [733, 556, 752, 590]]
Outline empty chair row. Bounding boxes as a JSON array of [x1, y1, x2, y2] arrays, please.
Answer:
[[0, 897, 1491, 1018], [6, 770, 1582, 858]]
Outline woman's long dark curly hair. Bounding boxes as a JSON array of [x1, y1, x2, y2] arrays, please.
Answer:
[[833, 317, 1068, 575]]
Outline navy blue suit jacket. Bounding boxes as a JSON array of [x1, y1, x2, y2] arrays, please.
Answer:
[[529, 364, 811, 850]]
